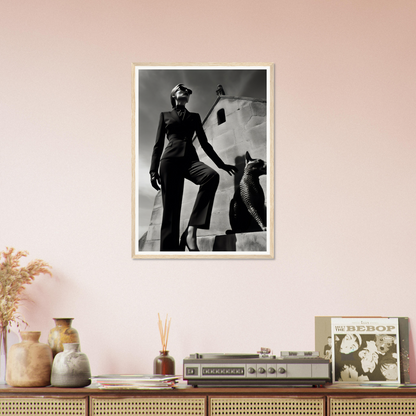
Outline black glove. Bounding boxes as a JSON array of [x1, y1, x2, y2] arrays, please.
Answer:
[[222, 164, 238, 176], [150, 172, 161, 191]]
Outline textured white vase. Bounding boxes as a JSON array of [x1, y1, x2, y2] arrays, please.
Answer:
[[51, 343, 91, 387]]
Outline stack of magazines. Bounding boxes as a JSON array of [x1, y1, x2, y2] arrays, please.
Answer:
[[90, 374, 180, 389]]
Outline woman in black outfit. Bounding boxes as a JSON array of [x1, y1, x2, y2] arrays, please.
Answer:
[[149, 84, 237, 251]]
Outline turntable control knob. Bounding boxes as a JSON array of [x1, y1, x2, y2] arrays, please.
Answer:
[[258, 367, 266, 374], [278, 367, 286, 374], [248, 367, 256, 374], [268, 367, 276, 374]]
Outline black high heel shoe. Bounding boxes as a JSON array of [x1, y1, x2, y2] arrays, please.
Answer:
[[179, 228, 200, 252]]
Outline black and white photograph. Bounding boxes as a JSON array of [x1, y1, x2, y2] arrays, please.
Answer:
[[132, 63, 274, 259], [331, 317, 401, 384]]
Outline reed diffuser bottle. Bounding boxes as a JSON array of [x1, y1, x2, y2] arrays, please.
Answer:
[[153, 314, 175, 375]]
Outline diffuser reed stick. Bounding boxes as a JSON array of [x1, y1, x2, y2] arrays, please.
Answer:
[[158, 313, 171, 352]]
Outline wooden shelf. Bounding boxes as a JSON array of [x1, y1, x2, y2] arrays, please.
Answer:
[[1, 384, 416, 415]]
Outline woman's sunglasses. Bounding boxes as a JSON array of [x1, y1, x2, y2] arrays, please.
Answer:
[[176, 85, 192, 95]]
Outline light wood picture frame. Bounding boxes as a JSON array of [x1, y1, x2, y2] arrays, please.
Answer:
[[132, 63, 274, 259]]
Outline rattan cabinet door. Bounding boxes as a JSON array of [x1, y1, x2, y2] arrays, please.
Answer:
[[91, 396, 206, 416], [210, 397, 324, 416], [330, 397, 416, 416], [0, 397, 87, 416]]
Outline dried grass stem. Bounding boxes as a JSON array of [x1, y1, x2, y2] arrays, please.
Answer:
[[0, 247, 52, 331]]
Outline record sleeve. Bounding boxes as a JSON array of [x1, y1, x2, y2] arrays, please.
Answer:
[[331, 317, 400, 384], [315, 316, 409, 384]]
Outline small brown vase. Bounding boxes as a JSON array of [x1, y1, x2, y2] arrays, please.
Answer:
[[153, 351, 175, 375], [6, 331, 53, 387], [48, 318, 80, 357]]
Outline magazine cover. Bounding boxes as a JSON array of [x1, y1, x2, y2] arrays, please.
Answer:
[[331, 317, 401, 384]]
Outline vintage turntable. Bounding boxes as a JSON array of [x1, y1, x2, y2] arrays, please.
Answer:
[[183, 349, 331, 387]]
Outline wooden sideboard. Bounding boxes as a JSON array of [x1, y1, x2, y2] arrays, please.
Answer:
[[1, 384, 416, 416]]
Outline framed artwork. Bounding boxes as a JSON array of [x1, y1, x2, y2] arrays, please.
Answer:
[[132, 63, 274, 259]]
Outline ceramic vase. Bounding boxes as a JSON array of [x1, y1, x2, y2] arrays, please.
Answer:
[[6, 331, 53, 387], [51, 343, 91, 387], [153, 351, 175, 375], [48, 318, 80, 357]]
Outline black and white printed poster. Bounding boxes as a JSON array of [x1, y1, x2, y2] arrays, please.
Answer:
[[131, 63, 274, 259], [331, 317, 400, 384]]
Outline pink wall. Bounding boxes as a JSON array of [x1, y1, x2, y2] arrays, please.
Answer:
[[1, 0, 416, 381]]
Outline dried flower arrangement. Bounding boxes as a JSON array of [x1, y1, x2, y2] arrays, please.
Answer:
[[0, 247, 52, 332]]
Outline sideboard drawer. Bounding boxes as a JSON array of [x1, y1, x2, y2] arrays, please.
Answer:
[[330, 397, 416, 416], [0, 397, 87, 416], [91, 396, 206, 416], [210, 397, 325, 416]]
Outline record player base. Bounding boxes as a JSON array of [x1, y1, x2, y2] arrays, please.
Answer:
[[0, 385, 416, 416]]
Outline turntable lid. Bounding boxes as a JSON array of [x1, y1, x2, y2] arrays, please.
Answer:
[[190, 353, 259, 359]]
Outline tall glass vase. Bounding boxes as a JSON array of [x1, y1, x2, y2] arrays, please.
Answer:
[[0, 326, 7, 384]]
